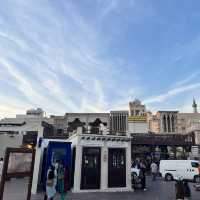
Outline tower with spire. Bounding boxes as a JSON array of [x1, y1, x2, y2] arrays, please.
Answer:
[[192, 97, 198, 113]]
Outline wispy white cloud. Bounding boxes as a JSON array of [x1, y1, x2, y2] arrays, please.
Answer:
[[174, 71, 200, 87], [144, 83, 200, 104], [1, 0, 200, 118], [0, 0, 139, 117]]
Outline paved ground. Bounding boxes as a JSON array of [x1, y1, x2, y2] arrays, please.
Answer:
[[2, 176, 200, 200]]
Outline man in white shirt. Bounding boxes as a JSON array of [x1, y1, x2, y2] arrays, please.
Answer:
[[150, 161, 158, 181]]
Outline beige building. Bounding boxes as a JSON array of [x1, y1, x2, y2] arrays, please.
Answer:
[[129, 99, 146, 116], [49, 113, 110, 137], [148, 99, 200, 145], [148, 111, 178, 134], [177, 113, 200, 134], [128, 100, 148, 134], [0, 108, 46, 157]]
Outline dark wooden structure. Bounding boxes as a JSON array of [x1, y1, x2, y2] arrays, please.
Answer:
[[0, 147, 35, 200], [131, 133, 195, 146], [81, 147, 101, 189], [108, 148, 126, 188], [131, 133, 195, 161]]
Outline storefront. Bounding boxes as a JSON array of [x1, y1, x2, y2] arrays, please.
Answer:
[[131, 133, 195, 167], [68, 133, 132, 193]]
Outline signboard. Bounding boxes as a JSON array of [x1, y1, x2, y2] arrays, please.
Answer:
[[0, 148, 35, 200], [8, 153, 32, 174], [191, 146, 199, 157]]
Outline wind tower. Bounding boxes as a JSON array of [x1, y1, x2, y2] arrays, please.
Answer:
[[192, 98, 198, 113]]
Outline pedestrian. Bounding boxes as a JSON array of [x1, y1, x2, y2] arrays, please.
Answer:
[[183, 180, 191, 200], [150, 161, 158, 181], [57, 162, 66, 200], [44, 165, 57, 200], [175, 177, 184, 200], [0, 158, 3, 177], [139, 161, 147, 191]]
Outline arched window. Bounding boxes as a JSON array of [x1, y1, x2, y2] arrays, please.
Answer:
[[171, 115, 175, 132], [167, 115, 171, 132], [163, 115, 167, 132]]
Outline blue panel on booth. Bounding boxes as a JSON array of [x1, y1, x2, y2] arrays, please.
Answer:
[[43, 141, 71, 187]]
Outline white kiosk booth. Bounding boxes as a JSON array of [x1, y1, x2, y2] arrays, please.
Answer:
[[68, 132, 132, 193]]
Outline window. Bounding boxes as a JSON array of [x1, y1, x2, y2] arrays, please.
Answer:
[[112, 153, 125, 168], [135, 110, 140, 116], [191, 162, 199, 168]]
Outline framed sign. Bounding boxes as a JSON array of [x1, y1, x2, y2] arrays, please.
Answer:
[[0, 147, 35, 200]]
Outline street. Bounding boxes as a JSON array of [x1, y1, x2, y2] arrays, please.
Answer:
[[2, 176, 200, 200]]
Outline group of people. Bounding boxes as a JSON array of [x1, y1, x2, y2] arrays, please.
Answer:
[[44, 160, 69, 200], [132, 160, 148, 190], [133, 159, 192, 199]]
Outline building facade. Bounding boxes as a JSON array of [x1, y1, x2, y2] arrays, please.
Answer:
[[128, 100, 148, 134], [110, 111, 129, 135], [0, 108, 46, 157], [148, 111, 178, 134], [49, 113, 110, 137]]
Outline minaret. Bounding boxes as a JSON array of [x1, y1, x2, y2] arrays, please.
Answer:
[[192, 98, 198, 113]]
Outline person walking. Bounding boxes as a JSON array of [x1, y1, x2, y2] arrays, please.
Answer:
[[46, 169, 56, 200], [139, 161, 147, 191], [175, 177, 184, 200], [183, 180, 191, 200], [150, 161, 158, 181], [44, 166, 57, 200], [57, 162, 66, 200]]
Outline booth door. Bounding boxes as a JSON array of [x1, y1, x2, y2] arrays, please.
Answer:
[[81, 147, 101, 189], [108, 148, 126, 188]]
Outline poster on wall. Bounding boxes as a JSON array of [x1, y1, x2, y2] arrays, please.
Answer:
[[7, 152, 32, 174]]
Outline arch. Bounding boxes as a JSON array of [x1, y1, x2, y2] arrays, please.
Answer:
[[171, 115, 175, 132], [68, 118, 86, 132], [167, 115, 171, 132], [163, 115, 167, 132]]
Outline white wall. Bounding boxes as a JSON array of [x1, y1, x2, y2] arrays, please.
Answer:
[[0, 134, 23, 157], [128, 122, 148, 133], [70, 134, 132, 193]]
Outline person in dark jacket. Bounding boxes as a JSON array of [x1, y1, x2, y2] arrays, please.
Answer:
[[175, 179, 184, 200], [139, 161, 147, 191], [183, 180, 191, 200]]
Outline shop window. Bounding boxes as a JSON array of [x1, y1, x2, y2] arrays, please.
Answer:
[[112, 153, 125, 168]]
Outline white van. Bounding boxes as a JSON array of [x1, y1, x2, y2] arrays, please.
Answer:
[[159, 160, 200, 182]]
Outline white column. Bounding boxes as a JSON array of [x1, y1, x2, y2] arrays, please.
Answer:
[[101, 145, 108, 190], [127, 115, 129, 136], [126, 142, 132, 191], [73, 145, 83, 192], [31, 126, 44, 194]]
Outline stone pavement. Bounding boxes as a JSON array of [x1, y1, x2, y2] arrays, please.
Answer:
[[2, 177, 200, 200]]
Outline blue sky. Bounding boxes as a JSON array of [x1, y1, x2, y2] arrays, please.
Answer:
[[0, 0, 200, 118]]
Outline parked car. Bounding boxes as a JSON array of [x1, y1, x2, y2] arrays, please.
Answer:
[[159, 160, 200, 182]]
